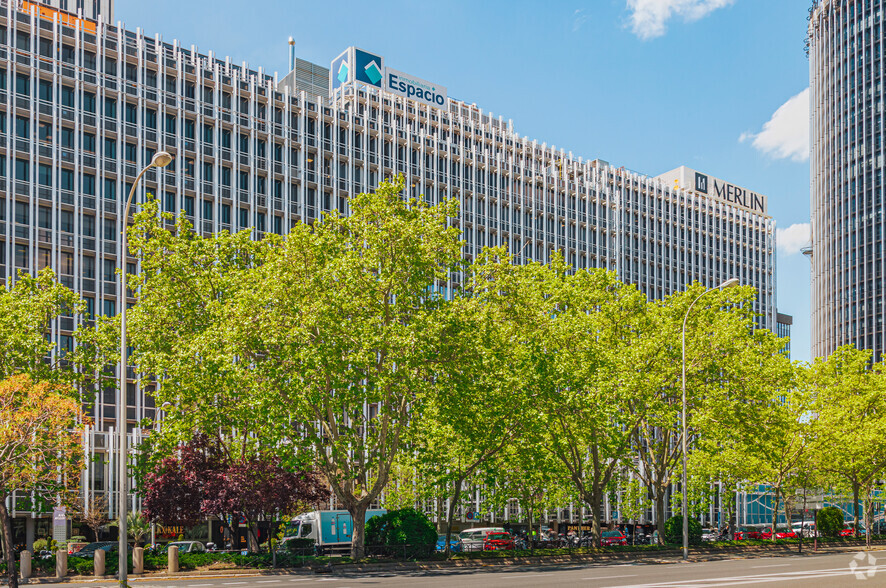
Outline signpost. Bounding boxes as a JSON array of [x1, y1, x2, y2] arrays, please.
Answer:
[[52, 507, 67, 543]]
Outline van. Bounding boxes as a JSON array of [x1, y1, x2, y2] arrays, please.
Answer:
[[458, 527, 505, 552]]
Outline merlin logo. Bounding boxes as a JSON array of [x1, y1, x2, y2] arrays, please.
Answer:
[[695, 172, 709, 194]]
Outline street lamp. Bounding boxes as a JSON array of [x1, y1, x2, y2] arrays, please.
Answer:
[[118, 151, 172, 586], [681, 277, 739, 561]]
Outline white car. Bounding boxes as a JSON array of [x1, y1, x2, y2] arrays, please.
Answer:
[[164, 540, 206, 554], [791, 522, 818, 537], [458, 527, 505, 552]]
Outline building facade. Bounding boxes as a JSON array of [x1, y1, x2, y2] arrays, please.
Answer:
[[809, 0, 886, 361], [1, 0, 778, 543]]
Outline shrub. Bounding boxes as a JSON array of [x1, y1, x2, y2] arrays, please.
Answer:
[[365, 508, 436, 547], [32, 538, 49, 552], [68, 555, 96, 576], [664, 516, 703, 546], [816, 507, 845, 537], [32, 554, 56, 574]]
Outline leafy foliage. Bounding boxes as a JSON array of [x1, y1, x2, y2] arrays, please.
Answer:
[[0, 375, 87, 587], [663, 515, 702, 545], [816, 506, 845, 537], [365, 508, 436, 546], [142, 434, 328, 551]]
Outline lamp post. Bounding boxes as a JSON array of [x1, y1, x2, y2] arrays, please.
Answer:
[[681, 277, 739, 561], [118, 152, 172, 586]]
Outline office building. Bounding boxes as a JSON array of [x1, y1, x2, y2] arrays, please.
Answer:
[[808, 0, 885, 361], [0, 0, 778, 544]]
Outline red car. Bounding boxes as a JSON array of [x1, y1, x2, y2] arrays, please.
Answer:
[[734, 527, 765, 540], [759, 527, 796, 540], [483, 532, 516, 551], [601, 530, 628, 546]]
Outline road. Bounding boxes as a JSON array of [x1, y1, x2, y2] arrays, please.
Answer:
[[45, 550, 886, 587]]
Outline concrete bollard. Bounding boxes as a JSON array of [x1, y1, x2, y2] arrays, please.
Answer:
[[19, 550, 32, 579], [94, 548, 105, 576], [56, 549, 67, 578], [168, 544, 179, 574], [133, 546, 144, 575]]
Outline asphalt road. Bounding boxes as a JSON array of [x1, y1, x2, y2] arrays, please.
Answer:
[[39, 550, 886, 587]]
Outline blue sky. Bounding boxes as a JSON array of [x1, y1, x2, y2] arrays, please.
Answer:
[[117, 0, 813, 361]]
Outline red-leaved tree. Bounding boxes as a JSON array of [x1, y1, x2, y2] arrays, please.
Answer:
[[142, 434, 328, 551]]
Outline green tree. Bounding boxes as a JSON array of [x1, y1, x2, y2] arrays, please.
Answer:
[[411, 246, 538, 555], [628, 283, 792, 543], [241, 176, 464, 559], [0, 268, 84, 382], [807, 345, 886, 549], [125, 511, 151, 548], [619, 477, 652, 544], [124, 198, 285, 478], [523, 258, 648, 546], [491, 441, 570, 545]]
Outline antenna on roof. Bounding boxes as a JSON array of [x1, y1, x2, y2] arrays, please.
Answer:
[[288, 37, 296, 72]]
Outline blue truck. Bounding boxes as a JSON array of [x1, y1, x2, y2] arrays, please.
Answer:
[[285, 509, 387, 553]]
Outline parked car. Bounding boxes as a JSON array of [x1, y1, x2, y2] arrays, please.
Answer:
[[459, 527, 505, 552], [791, 522, 818, 537], [840, 524, 865, 537], [483, 531, 516, 551], [759, 526, 796, 540], [163, 541, 206, 554], [701, 528, 721, 542], [69, 542, 117, 558], [435, 534, 462, 552], [734, 527, 765, 540], [66, 542, 89, 555], [868, 521, 886, 536], [600, 530, 628, 546]]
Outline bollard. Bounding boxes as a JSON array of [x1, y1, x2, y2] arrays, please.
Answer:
[[19, 550, 32, 580], [94, 548, 106, 576], [168, 544, 179, 574], [133, 546, 144, 575], [56, 549, 67, 578]]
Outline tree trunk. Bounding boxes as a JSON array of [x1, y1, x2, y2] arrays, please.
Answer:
[[584, 488, 603, 547], [864, 490, 873, 550], [771, 489, 781, 542], [0, 496, 20, 588], [654, 488, 666, 545], [246, 520, 259, 553], [444, 478, 463, 558], [852, 483, 861, 538], [349, 502, 369, 560]]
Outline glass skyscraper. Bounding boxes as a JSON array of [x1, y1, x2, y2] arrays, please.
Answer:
[[809, 0, 886, 361]]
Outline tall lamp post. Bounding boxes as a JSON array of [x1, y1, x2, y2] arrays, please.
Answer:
[[118, 152, 172, 586], [681, 277, 739, 561]]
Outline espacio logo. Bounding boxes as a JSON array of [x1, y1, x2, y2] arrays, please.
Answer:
[[354, 49, 383, 87]]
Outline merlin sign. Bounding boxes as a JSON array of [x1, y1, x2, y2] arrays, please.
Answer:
[[656, 166, 768, 215], [331, 47, 448, 110]]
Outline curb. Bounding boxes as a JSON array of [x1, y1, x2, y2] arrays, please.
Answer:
[[14, 540, 886, 583]]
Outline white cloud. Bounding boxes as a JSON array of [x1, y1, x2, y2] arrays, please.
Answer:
[[740, 88, 810, 162], [626, 0, 734, 40], [573, 9, 590, 32], [776, 223, 811, 256]]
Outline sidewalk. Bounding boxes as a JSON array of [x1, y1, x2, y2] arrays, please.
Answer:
[[14, 539, 886, 584]]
